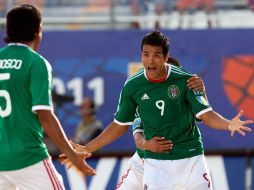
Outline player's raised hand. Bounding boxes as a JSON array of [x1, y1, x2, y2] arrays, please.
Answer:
[[228, 110, 253, 137]]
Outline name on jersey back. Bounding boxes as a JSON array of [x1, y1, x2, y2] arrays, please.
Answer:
[[0, 59, 22, 69]]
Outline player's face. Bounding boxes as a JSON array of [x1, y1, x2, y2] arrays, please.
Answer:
[[142, 44, 168, 80]]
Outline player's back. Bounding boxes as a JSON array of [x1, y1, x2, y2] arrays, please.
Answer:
[[0, 44, 49, 171]]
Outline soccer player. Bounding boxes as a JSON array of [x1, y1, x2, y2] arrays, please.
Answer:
[[116, 59, 207, 190], [0, 4, 95, 190], [63, 31, 252, 190]]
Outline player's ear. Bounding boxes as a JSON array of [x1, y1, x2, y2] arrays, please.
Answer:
[[165, 53, 169, 62]]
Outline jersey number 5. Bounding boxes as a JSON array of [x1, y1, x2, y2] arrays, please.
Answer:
[[0, 73, 11, 117]]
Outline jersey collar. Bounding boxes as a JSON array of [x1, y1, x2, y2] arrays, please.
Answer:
[[8, 43, 30, 48]]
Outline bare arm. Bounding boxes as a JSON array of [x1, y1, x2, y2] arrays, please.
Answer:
[[134, 132, 173, 153], [60, 122, 129, 168], [84, 122, 129, 153], [37, 110, 95, 175], [199, 110, 253, 136]]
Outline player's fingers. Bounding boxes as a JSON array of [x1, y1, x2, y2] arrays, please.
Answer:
[[67, 163, 74, 169], [187, 80, 196, 87], [234, 110, 244, 119], [58, 156, 68, 164], [195, 84, 203, 91], [187, 81, 202, 91], [241, 126, 252, 132], [158, 143, 173, 150], [162, 144, 173, 150], [152, 136, 165, 141], [237, 129, 246, 136], [231, 130, 235, 137], [60, 158, 70, 165], [59, 154, 66, 158], [158, 141, 172, 146], [242, 120, 253, 125], [158, 146, 173, 153], [81, 162, 96, 176], [188, 75, 198, 82], [157, 139, 172, 143], [187, 84, 196, 90]]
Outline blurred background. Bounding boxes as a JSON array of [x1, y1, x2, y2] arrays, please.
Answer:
[[0, 0, 254, 189]]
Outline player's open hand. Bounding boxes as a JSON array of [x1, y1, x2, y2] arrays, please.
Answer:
[[59, 141, 96, 176], [228, 110, 253, 137], [144, 136, 173, 153]]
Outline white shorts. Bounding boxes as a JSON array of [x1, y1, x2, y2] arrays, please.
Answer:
[[0, 158, 65, 190], [116, 152, 144, 190], [143, 155, 213, 190]]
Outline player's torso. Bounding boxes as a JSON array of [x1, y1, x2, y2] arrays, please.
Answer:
[[127, 69, 204, 160], [0, 45, 48, 170], [132, 76, 193, 140], [0, 45, 38, 124]]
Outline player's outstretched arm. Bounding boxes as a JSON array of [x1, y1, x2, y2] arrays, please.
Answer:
[[200, 110, 253, 137], [62, 122, 128, 154], [134, 132, 173, 153], [37, 110, 96, 176], [60, 122, 129, 168], [84, 121, 129, 153]]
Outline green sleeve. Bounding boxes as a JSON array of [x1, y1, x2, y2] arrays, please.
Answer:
[[186, 88, 212, 118], [30, 58, 53, 110], [114, 86, 137, 124]]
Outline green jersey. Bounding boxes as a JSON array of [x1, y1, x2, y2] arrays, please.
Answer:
[[0, 43, 53, 170], [115, 64, 212, 160]]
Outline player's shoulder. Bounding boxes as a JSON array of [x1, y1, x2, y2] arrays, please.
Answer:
[[170, 65, 192, 79], [29, 49, 52, 70], [124, 67, 144, 86]]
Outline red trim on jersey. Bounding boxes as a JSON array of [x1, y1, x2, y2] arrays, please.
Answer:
[[148, 77, 167, 83], [115, 167, 131, 190]]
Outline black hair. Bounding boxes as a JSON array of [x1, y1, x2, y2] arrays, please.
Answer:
[[141, 31, 169, 57], [167, 57, 181, 67], [4, 4, 42, 43]]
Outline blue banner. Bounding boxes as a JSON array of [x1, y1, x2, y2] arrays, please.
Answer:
[[1, 29, 253, 152]]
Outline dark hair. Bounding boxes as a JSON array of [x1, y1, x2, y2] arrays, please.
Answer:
[[141, 31, 169, 57], [167, 57, 181, 67], [4, 4, 42, 43]]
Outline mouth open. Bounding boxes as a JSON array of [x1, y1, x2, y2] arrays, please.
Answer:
[[147, 67, 156, 72]]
